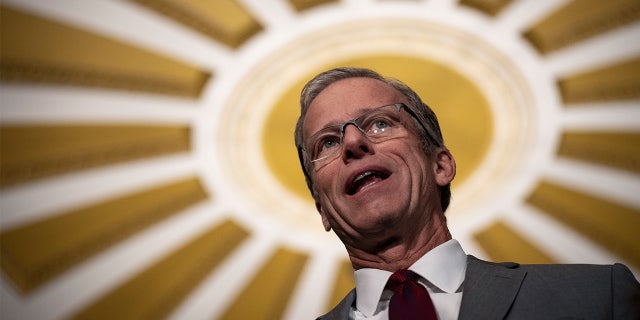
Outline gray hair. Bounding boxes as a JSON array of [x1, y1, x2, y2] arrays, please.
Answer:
[[294, 67, 452, 211]]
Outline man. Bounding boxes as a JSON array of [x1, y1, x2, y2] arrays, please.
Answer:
[[294, 67, 640, 319]]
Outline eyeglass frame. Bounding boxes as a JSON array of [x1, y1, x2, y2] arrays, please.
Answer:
[[297, 102, 442, 173]]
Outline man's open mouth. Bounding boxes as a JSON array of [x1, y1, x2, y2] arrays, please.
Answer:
[[347, 169, 391, 195]]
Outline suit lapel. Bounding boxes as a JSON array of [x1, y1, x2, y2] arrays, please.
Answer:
[[458, 255, 526, 320]]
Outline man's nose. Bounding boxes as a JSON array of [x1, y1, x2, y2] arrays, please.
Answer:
[[341, 123, 373, 161]]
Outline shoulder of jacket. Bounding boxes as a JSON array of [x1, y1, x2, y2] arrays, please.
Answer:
[[467, 254, 520, 269]]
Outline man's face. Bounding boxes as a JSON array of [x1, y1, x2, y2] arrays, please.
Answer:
[[302, 77, 452, 249]]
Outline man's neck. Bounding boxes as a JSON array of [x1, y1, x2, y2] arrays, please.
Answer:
[[346, 214, 452, 271]]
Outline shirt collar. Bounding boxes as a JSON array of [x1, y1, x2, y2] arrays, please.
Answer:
[[353, 239, 466, 317], [409, 238, 467, 293]]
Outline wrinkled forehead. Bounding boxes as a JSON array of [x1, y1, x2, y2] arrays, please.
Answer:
[[302, 77, 404, 138]]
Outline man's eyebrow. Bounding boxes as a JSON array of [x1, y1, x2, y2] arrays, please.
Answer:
[[317, 109, 361, 128], [312, 106, 380, 133]]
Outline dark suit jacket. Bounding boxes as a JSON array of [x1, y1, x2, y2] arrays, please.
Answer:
[[317, 255, 640, 319]]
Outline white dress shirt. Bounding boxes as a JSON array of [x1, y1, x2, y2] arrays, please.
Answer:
[[350, 239, 467, 320]]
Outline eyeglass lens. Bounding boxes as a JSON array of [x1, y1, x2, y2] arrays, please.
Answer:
[[306, 103, 409, 165]]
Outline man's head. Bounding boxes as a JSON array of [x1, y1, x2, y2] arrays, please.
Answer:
[[294, 67, 456, 251], [295, 67, 453, 204]]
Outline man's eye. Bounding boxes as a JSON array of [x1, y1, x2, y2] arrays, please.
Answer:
[[369, 119, 391, 134], [321, 137, 339, 150], [315, 136, 340, 157]]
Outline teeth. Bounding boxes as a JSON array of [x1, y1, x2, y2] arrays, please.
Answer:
[[354, 171, 374, 184], [349, 170, 386, 195]]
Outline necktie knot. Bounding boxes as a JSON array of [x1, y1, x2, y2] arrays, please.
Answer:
[[386, 269, 420, 291], [386, 269, 437, 320]]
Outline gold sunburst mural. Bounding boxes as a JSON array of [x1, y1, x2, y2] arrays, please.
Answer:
[[1, 0, 639, 319]]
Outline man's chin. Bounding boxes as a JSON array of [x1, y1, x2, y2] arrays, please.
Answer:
[[345, 231, 401, 254], [347, 215, 401, 237]]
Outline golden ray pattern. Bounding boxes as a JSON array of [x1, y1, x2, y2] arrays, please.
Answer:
[[474, 220, 557, 264], [0, 125, 191, 187], [74, 219, 247, 319], [288, 0, 338, 12], [128, 0, 262, 49], [526, 181, 640, 269], [523, 0, 640, 54], [459, 0, 513, 16], [219, 247, 308, 320], [0, 177, 208, 294], [0, 5, 210, 98], [557, 131, 640, 173], [0, 0, 639, 319], [558, 58, 640, 104]]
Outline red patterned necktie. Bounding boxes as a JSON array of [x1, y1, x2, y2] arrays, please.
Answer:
[[386, 269, 438, 320]]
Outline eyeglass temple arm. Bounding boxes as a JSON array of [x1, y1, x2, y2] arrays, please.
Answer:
[[296, 146, 314, 195], [398, 103, 442, 148]]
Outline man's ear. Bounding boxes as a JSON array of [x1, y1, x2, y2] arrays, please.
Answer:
[[433, 147, 456, 186], [315, 201, 332, 232]]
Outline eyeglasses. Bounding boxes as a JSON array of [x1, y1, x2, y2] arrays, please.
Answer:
[[300, 103, 427, 170]]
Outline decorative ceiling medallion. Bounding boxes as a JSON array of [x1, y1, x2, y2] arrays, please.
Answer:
[[216, 18, 541, 234]]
